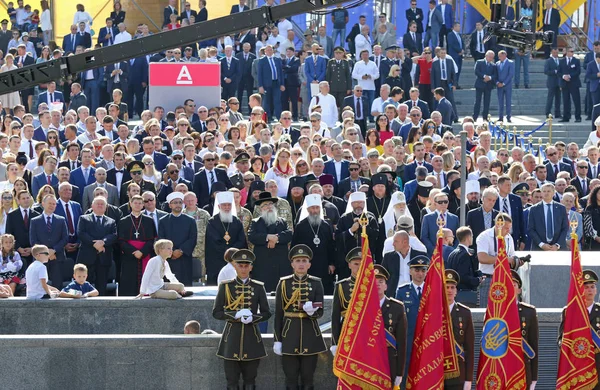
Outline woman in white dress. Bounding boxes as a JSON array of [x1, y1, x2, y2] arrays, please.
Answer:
[[0, 55, 21, 109], [40, 0, 52, 45], [73, 4, 93, 33]]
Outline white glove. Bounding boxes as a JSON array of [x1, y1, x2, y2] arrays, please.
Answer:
[[234, 311, 244, 319], [303, 301, 317, 316], [394, 377, 402, 387], [273, 341, 282, 356], [241, 315, 253, 324], [330, 345, 337, 356], [464, 381, 472, 390], [530, 381, 537, 390], [238, 308, 252, 317]]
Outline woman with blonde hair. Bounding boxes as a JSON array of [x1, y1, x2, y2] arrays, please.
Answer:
[[306, 144, 321, 166], [246, 121, 268, 145], [384, 64, 403, 90], [0, 190, 13, 234], [264, 148, 293, 197], [237, 120, 250, 142], [142, 155, 161, 190], [507, 162, 524, 186], [441, 151, 455, 172], [133, 110, 153, 134], [294, 158, 310, 176]]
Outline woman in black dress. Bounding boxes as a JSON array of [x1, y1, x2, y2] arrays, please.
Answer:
[[583, 186, 600, 249], [110, 1, 126, 25]]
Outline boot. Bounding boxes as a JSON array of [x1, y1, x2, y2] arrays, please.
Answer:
[[243, 386, 255, 390], [226, 386, 239, 390], [302, 386, 315, 390]]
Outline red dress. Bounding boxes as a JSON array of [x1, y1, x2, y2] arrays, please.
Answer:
[[379, 130, 394, 143], [417, 58, 432, 85]]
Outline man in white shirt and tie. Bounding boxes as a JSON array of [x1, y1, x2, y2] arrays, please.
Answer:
[[352, 50, 380, 122], [470, 22, 486, 61], [19, 124, 37, 159], [114, 23, 132, 45]]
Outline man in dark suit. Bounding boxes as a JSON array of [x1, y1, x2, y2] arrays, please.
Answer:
[[431, 48, 456, 114], [447, 22, 464, 86], [494, 176, 526, 249], [192, 152, 233, 208], [403, 87, 431, 119], [79, 67, 100, 112], [404, 143, 433, 183], [235, 29, 256, 54], [179, 2, 197, 22], [29, 194, 69, 288], [97, 18, 118, 47], [220, 46, 240, 100], [436, 0, 453, 47], [447, 227, 483, 293], [236, 43, 256, 111], [571, 161, 592, 199], [32, 155, 59, 198], [105, 61, 129, 98], [420, 192, 459, 256], [343, 86, 368, 132], [157, 163, 193, 204], [403, 22, 423, 56], [433, 88, 456, 125], [281, 47, 300, 122], [62, 25, 83, 53], [542, 0, 561, 57], [527, 183, 569, 250], [469, 22, 489, 61], [6, 191, 40, 268], [559, 48, 582, 122], [466, 189, 498, 249], [473, 51, 497, 121], [68, 83, 87, 114], [76, 22, 92, 48], [279, 113, 300, 145], [587, 52, 600, 111], [163, 0, 178, 26], [230, 0, 249, 14], [134, 138, 169, 172], [257, 45, 284, 121], [15, 44, 35, 112], [323, 144, 350, 187], [69, 149, 96, 204], [382, 231, 427, 297], [38, 81, 65, 110], [77, 197, 118, 295], [55, 182, 83, 259], [496, 50, 514, 122], [545, 145, 573, 182], [405, 1, 424, 33], [545, 48, 562, 118], [336, 161, 371, 199], [304, 44, 327, 95], [127, 55, 149, 119]]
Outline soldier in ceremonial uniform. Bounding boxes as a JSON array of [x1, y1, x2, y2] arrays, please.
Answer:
[[331, 247, 362, 353], [326, 46, 353, 110], [395, 255, 429, 379], [273, 244, 327, 389], [212, 249, 271, 390], [444, 269, 475, 390], [559, 269, 600, 390], [230, 153, 259, 190], [511, 270, 539, 389], [374, 264, 407, 389]]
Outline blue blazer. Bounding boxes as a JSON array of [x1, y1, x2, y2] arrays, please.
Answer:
[[129, 56, 149, 85], [29, 214, 68, 263], [402, 99, 431, 119], [55, 201, 83, 241], [62, 34, 83, 53], [282, 56, 300, 86], [545, 161, 573, 183], [134, 152, 169, 172], [446, 31, 464, 60], [31, 172, 58, 198], [37, 91, 65, 106], [431, 58, 456, 89], [420, 212, 459, 256], [544, 57, 561, 89], [403, 161, 433, 183], [220, 56, 241, 87], [474, 59, 497, 90], [304, 55, 327, 83], [496, 59, 514, 87], [323, 159, 350, 186], [32, 126, 49, 142], [436, 4, 453, 29], [427, 7, 444, 34], [493, 194, 525, 244], [527, 201, 569, 250], [586, 60, 600, 93], [436, 97, 456, 125], [257, 56, 284, 89], [69, 167, 96, 203], [559, 57, 582, 88], [97, 26, 119, 46]]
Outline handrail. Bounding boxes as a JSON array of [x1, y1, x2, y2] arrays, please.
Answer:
[[552, 0, 594, 50], [129, 0, 162, 31]]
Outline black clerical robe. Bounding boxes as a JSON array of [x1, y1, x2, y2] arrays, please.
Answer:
[[288, 199, 303, 225], [205, 214, 247, 285], [248, 217, 293, 293], [118, 214, 157, 296], [324, 195, 347, 216], [367, 195, 391, 263], [291, 217, 336, 294], [158, 213, 198, 286], [335, 211, 379, 278], [407, 197, 426, 237]]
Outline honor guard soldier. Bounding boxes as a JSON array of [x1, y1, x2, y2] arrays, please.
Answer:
[[511, 270, 539, 389], [331, 247, 362, 354], [444, 269, 475, 390], [229, 152, 257, 190], [559, 269, 600, 390], [273, 244, 327, 390], [212, 249, 271, 390], [395, 254, 429, 377], [326, 46, 353, 110], [374, 264, 407, 389]]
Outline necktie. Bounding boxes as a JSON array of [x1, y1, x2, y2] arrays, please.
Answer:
[[567, 57, 570, 66], [356, 97, 362, 119], [188, 162, 193, 169], [210, 171, 215, 185], [97, 216, 102, 224], [593, 165, 597, 179], [479, 32, 483, 52], [65, 203, 75, 235], [436, 172, 441, 188], [457, 32, 462, 48], [582, 179, 587, 195], [376, 56, 379, 68], [29, 140, 33, 159], [353, 181, 358, 192], [554, 58, 558, 67], [23, 210, 28, 228], [269, 57, 277, 79], [244, 53, 248, 61], [71, 161, 76, 171], [441, 60, 446, 80], [411, 32, 415, 42], [84, 168, 89, 183], [50, 93, 54, 103], [503, 198, 509, 214], [440, 213, 445, 223], [313, 56, 317, 64], [47, 175, 52, 185], [484, 211, 491, 229], [72, 34, 76, 51], [413, 101, 417, 108], [546, 204, 554, 241], [45, 216, 52, 232], [500, 61, 504, 72], [554, 164, 559, 176], [417, 286, 422, 299]]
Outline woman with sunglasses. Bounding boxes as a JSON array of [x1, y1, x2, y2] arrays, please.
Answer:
[[411, 47, 434, 108], [264, 149, 293, 197], [374, 114, 393, 143], [141, 155, 161, 191], [421, 119, 440, 142], [0, 190, 13, 234], [385, 64, 404, 90], [217, 114, 230, 139], [294, 158, 310, 176], [240, 172, 257, 207], [45, 129, 62, 158]]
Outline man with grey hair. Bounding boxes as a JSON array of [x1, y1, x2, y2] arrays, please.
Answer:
[[391, 103, 410, 135], [220, 45, 240, 100], [254, 180, 294, 228], [371, 84, 391, 117], [308, 80, 338, 128], [527, 182, 569, 251], [467, 187, 499, 250], [82, 167, 119, 211], [467, 155, 490, 180], [311, 158, 325, 177]]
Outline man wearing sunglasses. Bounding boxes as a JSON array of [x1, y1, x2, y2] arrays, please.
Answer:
[[158, 161, 192, 205], [420, 192, 458, 256], [192, 152, 233, 208], [119, 161, 156, 205], [544, 146, 573, 183]]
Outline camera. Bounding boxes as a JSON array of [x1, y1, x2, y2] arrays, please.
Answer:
[[485, 17, 554, 51]]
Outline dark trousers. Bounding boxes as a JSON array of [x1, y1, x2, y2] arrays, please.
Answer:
[[546, 86, 562, 117], [281, 84, 299, 120], [46, 259, 65, 288], [562, 84, 582, 120], [168, 256, 192, 286], [224, 359, 260, 386], [331, 90, 346, 113], [439, 25, 449, 48], [473, 87, 492, 120], [355, 118, 367, 139], [20, 88, 34, 112], [440, 80, 457, 118], [592, 88, 600, 107], [586, 83, 592, 117], [128, 83, 147, 117], [281, 354, 319, 387], [237, 79, 254, 113], [221, 82, 238, 100], [88, 262, 110, 296], [419, 83, 433, 109], [263, 84, 282, 120]]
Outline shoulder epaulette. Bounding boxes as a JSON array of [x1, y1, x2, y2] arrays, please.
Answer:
[[308, 275, 322, 281], [280, 275, 293, 280], [335, 277, 351, 285], [250, 279, 264, 285], [397, 283, 411, 290], [389, 297, 404, 306], [519, 301, 536, 310], [220, 279, 235, 284], [456, 302, 472, 311]]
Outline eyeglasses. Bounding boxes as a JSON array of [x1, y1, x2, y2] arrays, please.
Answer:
[[131, 171, 142, 175], [2, 196, 13, 200], [172, 156, 183, 160], [230, 102, 240, 105], [349, 167, 359, 171], [310, 120, 319, 123], [244, 178, 254, 182], [424, 51, 431, 54], [143, 199, 154, 203], [281, 117, 292, 120], [205, 138, 214, 142], [187, 104, 196, 107], [204, 158, 215, 162], [220, 118, 229, 122], [436, 200, 449, 204], [297, 163, 307, 167], [547, 152, 557, 156], [169, 170, 179, 174], [347, 132, 357, 136], [355, 90, 363, 93], [411, 113, 421, 117], [578, 166, 589, 169], [144, 161, 153, 166], [38, 252, 49, 255], [498, 153, 508, 157], [198, 110, 208, 113]]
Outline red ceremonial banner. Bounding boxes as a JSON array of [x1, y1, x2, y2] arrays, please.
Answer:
[[476, 234, 527, 389], [333, 234, 391, 390], [556, 232, 598, 390], [406, 234, 459, 389]]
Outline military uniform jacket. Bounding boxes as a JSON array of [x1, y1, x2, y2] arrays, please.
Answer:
[[212, 277, 272, 361], [519, 302, 539, 385], [274, 274, 327, 355], [560, 302, 600, 390], [395, 283, 423, 363], [326, 59, 352, 92], [381, 296, 408, 379], [331, 276, 356, 345], [445, 302, 475, 386]]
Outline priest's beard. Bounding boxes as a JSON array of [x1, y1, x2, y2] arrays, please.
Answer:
[[353, 207, 364, 216], [394, 208, 406, 219], [307, 214, 321, 227], [220, 211, 233, 223], [467, 200, 480, 208], [261, 209, 278, 226]]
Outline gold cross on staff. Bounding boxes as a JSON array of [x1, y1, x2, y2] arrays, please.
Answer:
[[496, 214, 505, 239], [359, 211, 369, 238], [437, 216, 445, 238]]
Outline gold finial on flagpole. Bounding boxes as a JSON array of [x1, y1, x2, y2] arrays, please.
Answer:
[[437, 215, 445, 238], [570, 212, 578, 240], [496, 214, 505, 239], [359, 211, 369, 238]]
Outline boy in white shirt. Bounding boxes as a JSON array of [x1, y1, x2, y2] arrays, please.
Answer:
[[138, 239, 193, 299], [25, 245, 59, 299]]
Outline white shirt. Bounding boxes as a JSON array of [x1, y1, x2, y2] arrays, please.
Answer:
[[267, 34, 285, 56], [476, 227, 515, 275], [25, 260, 49, 299], [19, 138, 37, 157], [308, 93, 339, 128], [145, 210, 160, 232], [383, 235, 427, 255], [371, 96, 388, 116], [140, 255, 180, 295], [396, 249, 412, 291], [352, 60, 380, 91], [264, 167, 290, 197], [354, 34, 372, 60], [114, 30, 132, 45], [217, 263, 237, 285], [333, 160, 342, 183], [277, 19, 293, 40], [584, 131, 600, 149]]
